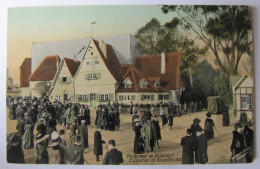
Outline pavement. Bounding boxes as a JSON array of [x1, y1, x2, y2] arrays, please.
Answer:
[[6, 107, 237, 165]]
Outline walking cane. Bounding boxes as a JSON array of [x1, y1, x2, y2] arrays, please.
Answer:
[[214, 126, 219, 136], [105, 143, 108, 152]]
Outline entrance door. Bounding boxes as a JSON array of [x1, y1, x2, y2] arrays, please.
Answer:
[[63, 94, 68, 105], [90, 93, 96, 108]]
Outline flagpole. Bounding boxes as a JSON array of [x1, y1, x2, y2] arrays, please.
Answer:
[[91, 21, 96, 38]]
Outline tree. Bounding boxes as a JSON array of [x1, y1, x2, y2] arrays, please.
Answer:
[[134, 18, 161, 54], [213, 72, 232, 104], [193, 61, 217, 98], [135, 17, 207, 86], [34, 81, 51, 98], [161, 5, 252, 76]]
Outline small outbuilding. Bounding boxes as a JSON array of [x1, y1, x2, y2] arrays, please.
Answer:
[[233, 75, 254, 121]]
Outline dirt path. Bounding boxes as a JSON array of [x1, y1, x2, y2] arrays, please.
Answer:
[[6, 107, 236, 165]]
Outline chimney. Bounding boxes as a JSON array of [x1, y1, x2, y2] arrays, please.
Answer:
[[99, 40, 107, 58], [161, 52, 166, 74]]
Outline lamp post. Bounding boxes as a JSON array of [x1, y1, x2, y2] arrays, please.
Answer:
[[91, 21, 96, 38]]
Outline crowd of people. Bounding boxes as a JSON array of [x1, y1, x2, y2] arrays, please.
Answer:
[[6, 95, 254, 165], [6, 96, 123, 165]]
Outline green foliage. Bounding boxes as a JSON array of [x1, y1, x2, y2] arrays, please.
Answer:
[[213, 72, 232, 104], [135, 17, 207, 74], [193, 61, 217, 98]]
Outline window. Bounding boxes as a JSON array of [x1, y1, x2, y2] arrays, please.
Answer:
[[125, 84, 132, 88], [158, 94, 163, 100], [164, 94, 169, 100], [62, 77, 68, 83], [241, 94, 252, 110], [154, 81, 160, 87], [55, 96, 61, 102], [91, 52, 93, 55], [95, 61, 99, 64], [88, 73, 97, 80], [158, 94, 169, 100], [141, 95, 151, 100], [79, 95, 86, 101], [127, 95, 131, 100], [141, 83, 147, 88], [69, 96, 74, 102], [90, 93, 96, 100], [100, 94, 109, 101]]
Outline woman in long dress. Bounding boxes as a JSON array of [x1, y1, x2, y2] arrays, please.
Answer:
[[22, 120, 34, 149]]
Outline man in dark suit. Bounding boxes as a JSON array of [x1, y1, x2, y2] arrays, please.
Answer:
[[181, 129, 196, 164], [94, 128, 105, 162], [103, 140, 123, 165]]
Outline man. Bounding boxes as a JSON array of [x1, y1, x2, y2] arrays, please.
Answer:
[[195, 127, 208, 164], [103, 140, 123, 165], [141, 119, 158, 153], [94, 128, 105, 162], [181, 129, 196, 164], [78, 120, 89, 149], [67, 135, 84, 164]]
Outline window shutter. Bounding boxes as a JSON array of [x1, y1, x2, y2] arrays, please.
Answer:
[[109, 93, 114, 101], [151, 95, 154, 100], [86, 61, 89, 65], [69, 77, 72, 83], [131, 95, 136, 101], [96, 94, 100, 101], [97, 73, 101, 79], [85, 74, 89, 80], [119, 95, 123, 101], [58, 77, 62, 84], [141, 95, 145, 100], [75, 94, 79, 102], [86, 94, 90, 102]]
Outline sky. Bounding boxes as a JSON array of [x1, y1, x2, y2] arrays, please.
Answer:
[[7, 5, 175, 81]]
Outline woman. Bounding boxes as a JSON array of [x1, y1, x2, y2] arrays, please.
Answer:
[[204, 112, 215, 140], [35, 133, 49, 164], [133, 119, 144, 154], [22, 120, 34, 149]]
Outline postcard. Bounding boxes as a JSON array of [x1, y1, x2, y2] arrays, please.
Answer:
[[5, 4, 256, 167]]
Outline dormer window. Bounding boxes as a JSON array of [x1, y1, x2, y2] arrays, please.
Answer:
[[139, 79, 147, 88], [125, 84, 132, 88], [123, 77, 133, 88], [154, 80, 161, 87]]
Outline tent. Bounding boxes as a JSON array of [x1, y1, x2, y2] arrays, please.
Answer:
[[207, 96, 224, 114]]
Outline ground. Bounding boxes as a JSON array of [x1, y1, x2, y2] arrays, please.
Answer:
[[6, 107, 237, 165]]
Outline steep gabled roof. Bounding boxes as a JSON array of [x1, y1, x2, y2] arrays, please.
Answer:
[[134, 52, 182, 91], [20, 58, 31, 87], [63, 57, 81, 77], [92, 39, 123, 82], [117, 65, 158, 93], [28, 55, 60, 81]]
